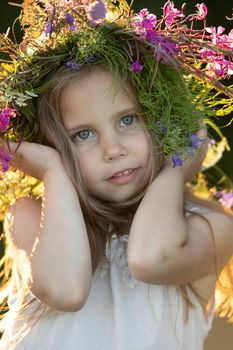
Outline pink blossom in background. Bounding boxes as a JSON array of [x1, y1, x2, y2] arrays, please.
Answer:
[[131, 8, 157, 36], [206, 26, 226, 45], [195, 3, 208, 20], [163, 0, 184, 28], [219, 192, 233, 209], [0, 107, 16, 132], [206, 56, 233, 78]]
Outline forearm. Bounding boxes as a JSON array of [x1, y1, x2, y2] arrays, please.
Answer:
[[128, 166, 188, 271], [29, 163, 92, 309]]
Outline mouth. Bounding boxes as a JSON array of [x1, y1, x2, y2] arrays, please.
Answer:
[[107, 168, 139, 185], [109, 168, 135, 178]]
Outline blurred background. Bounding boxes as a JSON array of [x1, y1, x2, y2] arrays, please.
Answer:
[[0, 1, 232, 349]]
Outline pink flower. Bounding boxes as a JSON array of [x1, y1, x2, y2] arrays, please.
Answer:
[[139, 8, 157, 29], [0, 150, 11, 173], [206, 26, 225, 45], [131, 8, 157, 35], [217, 192, 233, 209], [215, 30, 233, 50], [199, 48, 215, 59], [131, 60, 144, 74], [163, 0, 184, 28], [206, 56, 233, 78], [205, 26, 233, 51], [195, 3, 208, 20], [0, 107, 16, 132]]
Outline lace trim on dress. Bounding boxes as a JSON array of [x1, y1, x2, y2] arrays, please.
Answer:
[[95, 233, 139, 288]]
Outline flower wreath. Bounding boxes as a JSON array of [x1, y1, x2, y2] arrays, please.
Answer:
[[0, 0, 232, 208]]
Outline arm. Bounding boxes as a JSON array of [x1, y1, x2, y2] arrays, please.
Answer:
[[128, 147, 233, 285], [4, 141, 92, 311]]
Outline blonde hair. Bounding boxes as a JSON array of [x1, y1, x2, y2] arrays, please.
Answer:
[[36, 64, 163, 272], [0, 64, 163, 332], [0, 64, 232, 339]]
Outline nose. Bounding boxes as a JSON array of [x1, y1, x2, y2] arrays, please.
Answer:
[[102, 136, 127, 162]]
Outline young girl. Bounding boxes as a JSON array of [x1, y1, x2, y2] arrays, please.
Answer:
[[0, 1, 233, 349]]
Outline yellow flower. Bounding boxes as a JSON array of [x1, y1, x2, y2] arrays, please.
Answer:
[[202, 137, 228, 170]]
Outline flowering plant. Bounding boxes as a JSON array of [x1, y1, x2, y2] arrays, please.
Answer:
[[0, 0, 232, 174]]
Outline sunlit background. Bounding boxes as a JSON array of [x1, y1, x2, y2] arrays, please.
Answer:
[[0, 1, 232, 349]]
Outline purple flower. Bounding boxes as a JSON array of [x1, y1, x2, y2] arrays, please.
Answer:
[[131, 8, 157, 34], [85, 53, 101, 64], [139, 9, 157, 29], [87, 1, 106, 23], [190, 134, 201, 149], [194, 3, 208, 20], [171, 155, 183, 167], [66, 13, 75, 31], [45, 20, 53, 35], [220, 192, 233, 208], [163, 0, 184, 28], [146, 31, 178, 62], [0, 107, 16, 132], [65, 60, 82, 72], [131, 60, 144, 74], [0, 150, 12, 173]]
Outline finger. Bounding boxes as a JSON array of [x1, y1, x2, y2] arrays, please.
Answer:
[[196, 127, 207, 140]]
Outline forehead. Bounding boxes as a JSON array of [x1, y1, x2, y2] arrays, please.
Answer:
[[59, 68, 139, 125]]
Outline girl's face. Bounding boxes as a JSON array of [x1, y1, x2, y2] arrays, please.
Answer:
[[60, 69, 150, 202]]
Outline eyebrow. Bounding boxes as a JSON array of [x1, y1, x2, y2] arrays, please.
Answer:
[[65, 107, 139, 132]]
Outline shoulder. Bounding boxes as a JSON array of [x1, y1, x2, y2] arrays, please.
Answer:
[[186, 202, 233, 301], [186, 201, 233, 272], [4, 196, 42, 254]]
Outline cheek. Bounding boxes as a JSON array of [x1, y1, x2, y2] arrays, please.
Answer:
[[77, 152, 94, 182], [135, 133, 150, 161]]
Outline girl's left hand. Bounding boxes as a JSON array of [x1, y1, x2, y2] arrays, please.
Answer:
[[163, 128, 208, 183]]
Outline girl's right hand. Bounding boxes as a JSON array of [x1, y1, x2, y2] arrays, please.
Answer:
[[2, 141, 62, 180]]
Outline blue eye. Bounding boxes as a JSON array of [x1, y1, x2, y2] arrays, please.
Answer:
[[71, 129, 94, 142], [77, 130, 91, 139], [120, 115, 136, 126]]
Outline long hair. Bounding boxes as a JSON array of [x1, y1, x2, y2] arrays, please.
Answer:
[[0, 63, 232, 337], [36, 64, 164, 273]]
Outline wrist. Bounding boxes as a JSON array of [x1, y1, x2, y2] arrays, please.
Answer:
[[160, 161, 185, 183], [41, 155, 66, 181]]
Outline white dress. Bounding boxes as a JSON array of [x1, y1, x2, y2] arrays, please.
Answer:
[[0, 232, 214, 350]]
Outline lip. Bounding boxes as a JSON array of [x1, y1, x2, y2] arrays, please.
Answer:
[[107, 168, 138, 185]]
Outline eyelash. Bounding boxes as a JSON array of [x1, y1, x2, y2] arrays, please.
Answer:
[[70, 114, 138, 142]]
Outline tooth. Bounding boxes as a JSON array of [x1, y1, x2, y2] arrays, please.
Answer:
[[112, 169, 133, 178]]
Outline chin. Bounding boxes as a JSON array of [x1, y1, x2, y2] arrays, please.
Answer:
[[101, 190, 140, 203]]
